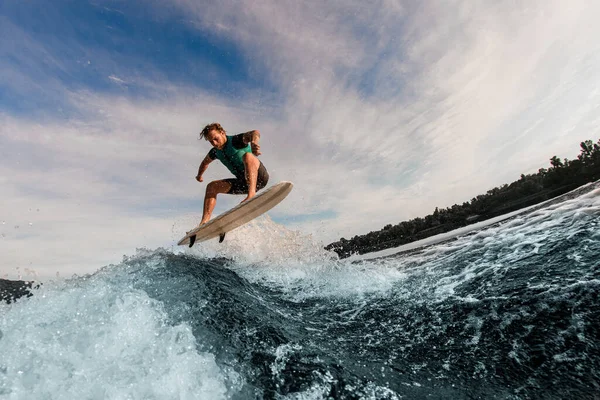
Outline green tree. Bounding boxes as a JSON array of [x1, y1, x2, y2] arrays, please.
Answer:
[[550, 156, 563, 168]]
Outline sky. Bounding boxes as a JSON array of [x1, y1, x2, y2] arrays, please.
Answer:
[[2, 0, 600, 278]]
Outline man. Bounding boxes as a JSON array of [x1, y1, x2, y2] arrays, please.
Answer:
[[195, 122, 269, 227]]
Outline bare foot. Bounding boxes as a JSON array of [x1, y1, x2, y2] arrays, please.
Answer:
[[241, 193, 256, 203], [187, 221, 207, 234]]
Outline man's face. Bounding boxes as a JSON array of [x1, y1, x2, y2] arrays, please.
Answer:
[[205, 129, 227, 149]]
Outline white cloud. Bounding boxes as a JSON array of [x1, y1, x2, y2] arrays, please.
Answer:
[[139, 0, 600, 240], [108, 75, 128, 85], [3, 0, 600, 277]]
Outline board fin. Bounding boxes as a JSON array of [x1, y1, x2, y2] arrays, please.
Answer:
[[188, 234, 197, 248], [219, 232, 226, 243]]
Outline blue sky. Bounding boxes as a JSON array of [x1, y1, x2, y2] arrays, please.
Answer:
[[1, 0, 274, 116], [2, 0, 600, 277]]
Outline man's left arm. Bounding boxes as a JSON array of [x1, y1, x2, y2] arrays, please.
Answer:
[[242, 130, 261, 156]]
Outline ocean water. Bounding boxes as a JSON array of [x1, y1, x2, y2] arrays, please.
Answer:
[[1, 184, 599, 399]]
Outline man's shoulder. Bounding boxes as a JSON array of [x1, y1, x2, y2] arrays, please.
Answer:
[[231, 133, 247, 149]]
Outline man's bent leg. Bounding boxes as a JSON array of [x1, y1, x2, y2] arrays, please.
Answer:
[[200, 180, 232, 225], [242, 153, 260, 201]]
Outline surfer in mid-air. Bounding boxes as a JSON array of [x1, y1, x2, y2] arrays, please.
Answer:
[[195, 122, 269, 227]]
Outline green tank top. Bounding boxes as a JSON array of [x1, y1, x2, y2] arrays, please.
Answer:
[[212, 135, 252, 178]]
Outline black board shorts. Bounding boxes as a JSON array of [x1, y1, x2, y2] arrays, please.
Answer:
[[225, 162, 269, 194]]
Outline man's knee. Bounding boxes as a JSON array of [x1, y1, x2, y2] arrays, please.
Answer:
[[243, 152, 259, 167], [206, 182, 217, 196], [206, 181, 227, 196]]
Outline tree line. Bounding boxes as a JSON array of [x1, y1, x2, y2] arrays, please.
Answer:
[[326, 139, 600, 258]]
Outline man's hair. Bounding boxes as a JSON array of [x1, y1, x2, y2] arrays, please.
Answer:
[[200, 122, 226, 140]]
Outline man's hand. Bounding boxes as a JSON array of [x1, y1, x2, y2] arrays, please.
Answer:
[[196, 154, 213, 182], [250, 141, 261, 156], [243, 130, 261, 155]]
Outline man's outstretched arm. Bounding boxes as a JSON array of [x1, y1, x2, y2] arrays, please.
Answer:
[[196, 153, 214, 182]]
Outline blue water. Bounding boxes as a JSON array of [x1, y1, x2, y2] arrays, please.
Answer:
[[1, 184, 599, 399]]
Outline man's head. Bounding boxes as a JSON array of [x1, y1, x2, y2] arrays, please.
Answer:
[[200, 122, 227, 149]]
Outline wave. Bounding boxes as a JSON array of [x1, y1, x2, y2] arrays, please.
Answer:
[[1, 187, 600, 398]]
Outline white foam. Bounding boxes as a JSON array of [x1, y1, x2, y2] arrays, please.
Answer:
[[387, 182, 600, 302], [181, 215, 336, 264], [218, 217, 411, 300], [0, 275, 241, 399], [179, 216, 411, 301]]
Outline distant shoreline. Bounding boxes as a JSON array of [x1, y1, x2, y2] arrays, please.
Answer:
[[346, 180, 600, 262], [326, 139, 600, 258]]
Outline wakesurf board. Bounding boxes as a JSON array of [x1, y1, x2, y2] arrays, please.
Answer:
[[178, 181, 293, 247]]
